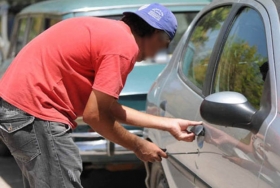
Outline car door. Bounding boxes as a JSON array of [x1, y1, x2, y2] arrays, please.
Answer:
[[194, 1, 275, 188], [151, 5, 233, 188]]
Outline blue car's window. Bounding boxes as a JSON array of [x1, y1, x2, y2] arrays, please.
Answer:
[[44, 18, 61, 29], [180, 6, 231, 90], [28, 16, 43, 43], [105, 12, 196, 64], [103, 13, 197, 58], [214, 8, 268, 109], [15, 17, 28, 55]]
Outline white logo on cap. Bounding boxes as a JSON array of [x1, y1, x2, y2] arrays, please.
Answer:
[[138, 4, 150, 10], [148, 8, 164, 21]]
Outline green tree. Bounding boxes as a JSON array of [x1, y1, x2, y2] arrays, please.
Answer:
[[216, 36, 267, 109]]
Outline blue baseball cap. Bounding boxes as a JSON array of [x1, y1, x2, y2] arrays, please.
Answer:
[[123, 3, 178, 40]]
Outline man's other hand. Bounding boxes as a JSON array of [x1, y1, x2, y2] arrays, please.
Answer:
[[134, 139, 167, 162]]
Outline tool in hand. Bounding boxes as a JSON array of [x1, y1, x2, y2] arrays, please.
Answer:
[[163, 149, 226, 156], [161, 125, 230, 157], [161, 124, 205, 154]]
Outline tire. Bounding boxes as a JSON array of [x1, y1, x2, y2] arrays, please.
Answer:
[[0, 139, 10, 156], [149, 162, 169, 188]]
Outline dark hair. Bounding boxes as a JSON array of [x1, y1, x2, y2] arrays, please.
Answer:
[[121, 13, 156, 37]]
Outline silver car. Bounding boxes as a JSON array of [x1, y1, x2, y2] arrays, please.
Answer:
[[145, 0, 280, 187]]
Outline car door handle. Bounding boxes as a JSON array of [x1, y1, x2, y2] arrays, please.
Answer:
[[190, 125, 205, 136], [191, 124, 205, 149]]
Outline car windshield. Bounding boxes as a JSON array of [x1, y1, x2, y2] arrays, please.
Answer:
[[104, 12, 197, 63]]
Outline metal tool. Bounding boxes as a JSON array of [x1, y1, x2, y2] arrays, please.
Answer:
[[166, 149, 226, 156], [162, 125, 230, 157], [161, 124, 210, 156]]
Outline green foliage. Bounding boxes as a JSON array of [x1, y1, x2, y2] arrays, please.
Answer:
[[215, 37, 267, 109], [191, 7, 231, 48], [183, 6, 231, 89]]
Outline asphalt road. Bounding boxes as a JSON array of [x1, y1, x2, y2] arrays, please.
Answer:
[[0, 156, 146, 188]]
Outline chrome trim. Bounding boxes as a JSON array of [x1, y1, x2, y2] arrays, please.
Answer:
[[71, 130, 143, 138], [119, 92, 147, 96], [76, 140, 134, 156], [75, 138, 141, 163], [73, 129, 143, 160]]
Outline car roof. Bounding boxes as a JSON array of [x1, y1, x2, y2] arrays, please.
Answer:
[[19, 0, 211, 16]]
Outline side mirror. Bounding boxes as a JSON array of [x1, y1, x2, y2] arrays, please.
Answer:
[[200, 92, 258, 133]]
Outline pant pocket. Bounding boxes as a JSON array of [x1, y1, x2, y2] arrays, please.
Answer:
[[0, 115, 41, 163], [49, 121, 71, 137]]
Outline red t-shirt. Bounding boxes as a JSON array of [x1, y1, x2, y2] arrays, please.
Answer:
[[0, 17, 139, 128]]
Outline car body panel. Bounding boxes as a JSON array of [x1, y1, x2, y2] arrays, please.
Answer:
[[146, 0, 280, 187], [122, 63, 166, 96], [255, 0, 280, 187]]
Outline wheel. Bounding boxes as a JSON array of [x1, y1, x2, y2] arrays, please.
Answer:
[[0, 139, 10, 156], [149, 162, 169, 188]]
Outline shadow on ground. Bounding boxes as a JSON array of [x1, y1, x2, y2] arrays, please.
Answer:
[[81, 168, 146, 188], [0, 156, 146, 188]]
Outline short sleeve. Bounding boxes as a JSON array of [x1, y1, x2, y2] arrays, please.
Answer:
[[92, 54, 134, 99]]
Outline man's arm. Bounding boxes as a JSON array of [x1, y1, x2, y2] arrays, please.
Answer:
[[110, 100, 201, 142], [83, 89, 201, 162], [83, 89, 167, 162]]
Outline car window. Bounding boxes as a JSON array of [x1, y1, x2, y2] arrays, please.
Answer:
[[180, 6, 231, 90], [15, 17, 28, 55], [28, 16, 43, 42], [168, 12, 197, 54], [44, 18, 61, 29], [151, 12, 197, 64], [103, 15, 123, 20], [213, 8, 268, 109]]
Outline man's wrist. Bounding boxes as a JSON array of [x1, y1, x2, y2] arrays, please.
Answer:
[[158, 117, 172, 132], [131, 136, 143, 152]]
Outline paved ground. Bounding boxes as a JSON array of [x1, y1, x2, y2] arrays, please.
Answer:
[[0, 156, 146, 188]]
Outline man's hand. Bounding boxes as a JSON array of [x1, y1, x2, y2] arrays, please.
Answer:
[[133, 139, 167, 162], [166, 119, 202, 142]]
